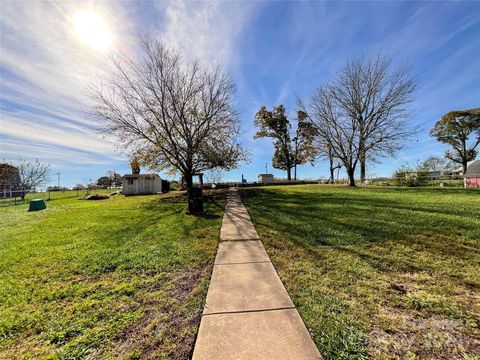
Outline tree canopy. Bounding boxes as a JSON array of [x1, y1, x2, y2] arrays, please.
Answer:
[[254, 105, 316, 180], [430, 108, 480, 174]]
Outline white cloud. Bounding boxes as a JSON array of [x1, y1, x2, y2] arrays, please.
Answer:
[[157, 1, 259, 68]]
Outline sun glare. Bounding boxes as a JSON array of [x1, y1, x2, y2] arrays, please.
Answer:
[[73, 10, 111, 51]]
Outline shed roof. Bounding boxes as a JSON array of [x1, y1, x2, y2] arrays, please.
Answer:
[[122, 174, 160, 180], [465, 160, 480, 176], [258, 173, 274, 177]]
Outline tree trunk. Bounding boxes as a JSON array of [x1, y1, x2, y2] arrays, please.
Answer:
[[462, 161, 468, 176], [185, 171, 193, 190], [329, 155, 335, 183], [294, 164, 297, 181], [360, 160, 366, 184], [347, 167, 356, 187], [287, 167, 291, 181], [358, 146, 366, 184], [184, 171, 195, 214]]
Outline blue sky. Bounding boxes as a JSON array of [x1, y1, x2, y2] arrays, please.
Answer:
[[1, 1, 479, 187]]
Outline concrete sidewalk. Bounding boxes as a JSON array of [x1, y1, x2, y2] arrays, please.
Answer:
[[192, 188, 321, 360]]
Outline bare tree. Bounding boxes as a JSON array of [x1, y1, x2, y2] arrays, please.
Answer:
[[309, 83, 360, 186], [306, 54, 416, 186], [16, 159, 50, 200], [421, 155, 447, 172], [329, 54, 417, 183], [89, 37, 246, 212], [205, 170, 223, 184]]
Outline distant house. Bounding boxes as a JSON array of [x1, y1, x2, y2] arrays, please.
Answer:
[[0, 163, 21, 198], [425, 171, 443, 179], [464, 160, 480, 189], [122, 174, 163, 195], [449, 160, 477, 177], [258, 174, 274, 184]]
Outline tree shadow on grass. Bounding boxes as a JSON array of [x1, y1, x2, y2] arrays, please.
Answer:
[[240, 187, 480, 274]]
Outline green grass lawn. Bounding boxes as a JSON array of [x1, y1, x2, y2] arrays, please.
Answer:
[[240, 185, 480, 360], [0, 192, 224, 359]]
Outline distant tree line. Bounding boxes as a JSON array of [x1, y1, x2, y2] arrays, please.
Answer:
[[96, 171, 122, 187]]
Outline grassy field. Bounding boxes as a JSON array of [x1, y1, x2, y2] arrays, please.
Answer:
[[0, 191, 224, 359], [241, 185, 480, 360]]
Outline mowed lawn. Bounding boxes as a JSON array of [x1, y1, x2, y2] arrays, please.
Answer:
[[241, 185, 480, 360], [0, 192, 224, 359]]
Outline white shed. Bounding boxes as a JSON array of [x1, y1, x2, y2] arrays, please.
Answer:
[[122, 174, 162, 195], [258, 174, 274, 184]]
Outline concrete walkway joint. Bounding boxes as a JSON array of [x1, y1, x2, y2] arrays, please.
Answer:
[[192, 188, 321, 360]]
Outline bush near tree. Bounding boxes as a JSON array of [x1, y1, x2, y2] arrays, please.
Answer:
[[393, 163, 429, 187]]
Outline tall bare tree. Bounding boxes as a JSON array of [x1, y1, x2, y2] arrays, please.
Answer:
[[309, 84, 360, 186], [430, 108, 480, 174], [89, 37, 246, 212], [329, 54, 417, 183], [307, 54, 416, 186]]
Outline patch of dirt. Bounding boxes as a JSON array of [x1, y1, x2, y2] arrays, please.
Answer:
[[93, 262, 213, 360], [80, 193, 109, 200], [369, 312, 480, 359]]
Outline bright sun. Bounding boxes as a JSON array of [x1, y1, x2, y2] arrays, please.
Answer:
[[73, 10, 111, 51]]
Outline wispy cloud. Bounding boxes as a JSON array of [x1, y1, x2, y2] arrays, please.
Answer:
[[0, 1, 134, 171], [157, 1, 259, 68]]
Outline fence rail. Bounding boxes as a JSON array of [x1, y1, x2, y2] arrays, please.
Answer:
[[208, 174, 479, 189], [0, 188, 114, 207]]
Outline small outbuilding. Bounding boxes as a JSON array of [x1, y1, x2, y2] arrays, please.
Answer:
[[0, 163, 21, 198], [258, 173, 274, 184], [464, 160, 480, 189], [122, 174, 163, 195]]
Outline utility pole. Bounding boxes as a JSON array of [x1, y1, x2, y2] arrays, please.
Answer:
[[56, 172, 61, 188], [265, 163, 268, 174]]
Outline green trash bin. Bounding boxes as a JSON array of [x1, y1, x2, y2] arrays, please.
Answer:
[[29, 199, 46, 212]]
